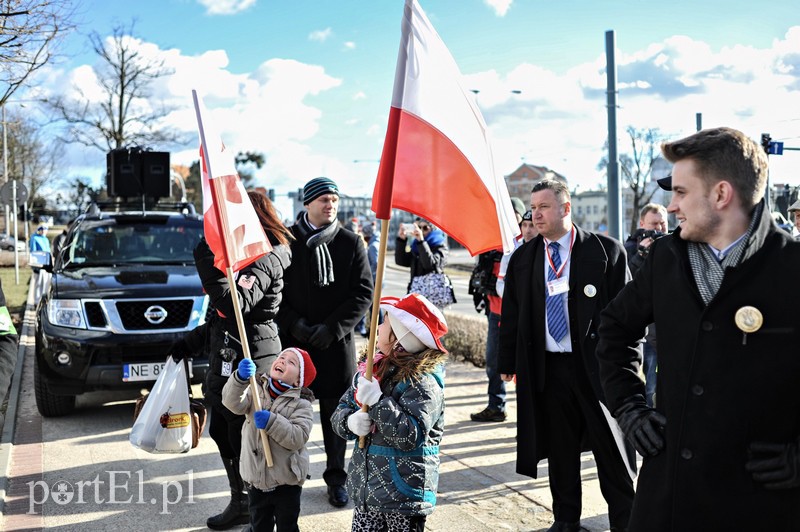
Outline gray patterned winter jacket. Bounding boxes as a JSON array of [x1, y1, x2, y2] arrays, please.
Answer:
[[221, 372, 314, 491], [331, 365, 445, 516]]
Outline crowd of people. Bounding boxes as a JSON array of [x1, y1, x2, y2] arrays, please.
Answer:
[[11, 125, 800, 531]]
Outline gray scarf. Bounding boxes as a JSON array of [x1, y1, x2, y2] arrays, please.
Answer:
[[687, 201, 763, 305], [296, 213, 338, 287]]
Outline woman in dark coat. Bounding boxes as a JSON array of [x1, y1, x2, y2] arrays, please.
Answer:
[[171, 190, 292, 530], [395, 218, 448, 287]]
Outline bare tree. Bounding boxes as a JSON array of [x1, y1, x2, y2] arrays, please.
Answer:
[[0, 0, 75, 105], [598, 126, 668, 235], [46, 21, 184, 152]]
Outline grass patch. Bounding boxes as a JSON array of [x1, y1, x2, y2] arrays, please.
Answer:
[[0, 266, 32, 327]]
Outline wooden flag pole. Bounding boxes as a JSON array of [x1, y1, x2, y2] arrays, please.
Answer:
[[359, 219, 391, 448], [194, 90, 273, 467], [226, 267, 274, 467]]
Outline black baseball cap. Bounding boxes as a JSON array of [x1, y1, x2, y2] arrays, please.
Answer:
[[657, 175, 672, 191]]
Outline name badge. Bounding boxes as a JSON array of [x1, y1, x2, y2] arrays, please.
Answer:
[[221, 361, 233, 377], [547, 277, 569, 296]]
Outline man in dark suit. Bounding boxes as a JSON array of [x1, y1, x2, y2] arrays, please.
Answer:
[[498, 178, 635, 532], [277, 177, 373, 508], [598, 127, 800, 531]]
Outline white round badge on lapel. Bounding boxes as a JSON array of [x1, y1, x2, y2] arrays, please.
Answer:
[[584, 284, 597, 298]]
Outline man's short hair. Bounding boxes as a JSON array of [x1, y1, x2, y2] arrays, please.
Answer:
[[531, 178, 570, 203], [639, 203, 667, 221], [661, 127, 768, 209]]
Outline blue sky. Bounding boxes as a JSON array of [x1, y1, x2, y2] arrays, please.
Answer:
[[27, 0, 800, 217]]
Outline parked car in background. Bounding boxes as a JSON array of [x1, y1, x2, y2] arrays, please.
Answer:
[[0, 233, 26, 252], [34, 201, 210, 416]]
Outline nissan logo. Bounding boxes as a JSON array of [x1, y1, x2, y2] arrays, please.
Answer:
[[144, 305, 168, 325]]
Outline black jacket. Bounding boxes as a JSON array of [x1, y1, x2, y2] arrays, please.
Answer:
[[185, 238, 291, 413], [395, 235, 448, 291], [498, 226, 631, 477], [597, 207, 800, 531], [277, 222, 373, 399]]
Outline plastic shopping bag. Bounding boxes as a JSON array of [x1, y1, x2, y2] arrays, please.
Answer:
[[130, 357, 193, 453]]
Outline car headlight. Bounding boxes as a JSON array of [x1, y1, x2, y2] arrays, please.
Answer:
[[47, 299, 87, 329]]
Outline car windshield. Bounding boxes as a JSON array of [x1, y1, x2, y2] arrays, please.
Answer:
[[65, 216, 203, 266]]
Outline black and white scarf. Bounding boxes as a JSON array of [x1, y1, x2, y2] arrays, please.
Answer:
[[296, 213, 338, 287], [687, 201, 763, 305]]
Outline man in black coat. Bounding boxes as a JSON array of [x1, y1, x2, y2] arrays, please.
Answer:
[[498, 179, 635, 532], [277, 177, 373, 508], [598, 127, 800, 531]]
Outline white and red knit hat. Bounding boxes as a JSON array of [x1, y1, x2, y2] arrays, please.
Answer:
[[282, 347, 317, 388], [380, 293, 448, 353]]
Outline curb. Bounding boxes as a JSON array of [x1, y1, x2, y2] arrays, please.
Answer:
[[0, 272, 36, 517]]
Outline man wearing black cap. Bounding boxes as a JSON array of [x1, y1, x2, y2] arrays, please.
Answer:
[[597, 127, 800, 530], [277, 177, 373, 508]]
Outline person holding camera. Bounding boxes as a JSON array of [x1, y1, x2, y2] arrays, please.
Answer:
[[623, 203, 667, 407], [395, 217, 452, 309]]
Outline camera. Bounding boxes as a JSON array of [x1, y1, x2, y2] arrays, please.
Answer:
[[633, 228, 666, 258]]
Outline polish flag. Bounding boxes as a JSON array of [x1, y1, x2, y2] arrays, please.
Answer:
[[372, 0, 520, 255], [192, 91, 271, 272]]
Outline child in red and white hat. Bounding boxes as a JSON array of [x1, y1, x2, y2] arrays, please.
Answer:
[[332, 293, 448, 531], [222, 347, 317, 531]]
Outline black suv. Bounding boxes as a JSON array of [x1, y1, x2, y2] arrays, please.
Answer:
[[34, 203, 209, 416]]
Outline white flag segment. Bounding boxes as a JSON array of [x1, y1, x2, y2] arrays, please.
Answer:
[[192, 90, 271, 272], [374, 0, 519, 255]]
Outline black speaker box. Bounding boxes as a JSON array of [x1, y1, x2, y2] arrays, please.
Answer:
[[141, 151, 171, 198], [106, 149, 171, 198]]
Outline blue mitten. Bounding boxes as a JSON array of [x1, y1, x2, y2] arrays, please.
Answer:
[[254, 410, 271, 429], [237, 358, 256, 380]]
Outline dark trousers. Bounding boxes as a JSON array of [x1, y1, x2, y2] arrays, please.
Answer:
[[209, 405, 245, 459], [319, 397, 347, 486], [542, 351, 634, 528], [249, 484, 302, 532], [484, 312, 506, 411]]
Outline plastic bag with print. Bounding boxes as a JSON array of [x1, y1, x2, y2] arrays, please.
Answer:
[[130, 357, 193, 453]]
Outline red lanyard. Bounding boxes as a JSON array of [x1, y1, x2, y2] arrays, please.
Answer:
[[545, 227, 575, 279]]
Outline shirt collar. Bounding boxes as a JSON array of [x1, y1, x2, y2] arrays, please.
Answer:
[[707, 232, 747, 262]]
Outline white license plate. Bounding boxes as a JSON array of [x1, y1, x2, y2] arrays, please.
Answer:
[[123, 361, 192, 382]]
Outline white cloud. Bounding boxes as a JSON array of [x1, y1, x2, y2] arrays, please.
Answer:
[[484, 0, 512, 16], [309, 28, 333, 42], [353, 91, 366, 100], [343, 41, 356, 51], [196, 0, 256, 16]]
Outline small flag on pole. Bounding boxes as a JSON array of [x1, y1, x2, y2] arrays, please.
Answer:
[[192, 91, 272, 272]]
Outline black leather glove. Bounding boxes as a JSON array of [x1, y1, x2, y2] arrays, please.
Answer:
[[614, 399, 667, 457], [290, 317, 314, 343], [308, 324, 335, 350], [746, 437, 800, 489], [168, 338, 191, 362]]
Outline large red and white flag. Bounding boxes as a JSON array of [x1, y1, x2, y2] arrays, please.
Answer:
[[372, 0, 520, 255], [192, 90, 271, 272]]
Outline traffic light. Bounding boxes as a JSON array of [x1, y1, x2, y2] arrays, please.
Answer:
[[268, 188, 275, 202], [761, 133, 772, 154]]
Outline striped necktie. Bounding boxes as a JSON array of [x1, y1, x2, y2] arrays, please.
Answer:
[[546, 241, 568, 343]]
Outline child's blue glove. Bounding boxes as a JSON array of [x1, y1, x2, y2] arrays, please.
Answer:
[[254, 410, 271, 429], [237, 358, 256, 380]]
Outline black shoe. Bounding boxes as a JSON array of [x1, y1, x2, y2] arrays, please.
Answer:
[[470, 407, 506, 422], [327, 485, 349, 508], [546, 521, 581, 532]]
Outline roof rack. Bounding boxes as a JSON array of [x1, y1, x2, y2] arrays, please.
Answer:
[[85, 199, 197, 216]]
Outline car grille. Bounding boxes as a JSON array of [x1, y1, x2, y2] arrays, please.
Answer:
[[84, 302, 107, 328], [116, 300, 194, 330]]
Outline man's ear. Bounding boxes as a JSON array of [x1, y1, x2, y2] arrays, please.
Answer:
[[714, 181, 736, 209], [562, 201, 572, 217]]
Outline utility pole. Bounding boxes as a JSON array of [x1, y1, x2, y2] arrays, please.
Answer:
[[605, 30, 622, 240], [696, 113, 702, 132]]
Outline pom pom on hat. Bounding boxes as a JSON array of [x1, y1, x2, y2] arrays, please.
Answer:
[[380, 293, 448, 353], [283, 347, 317, 388]]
